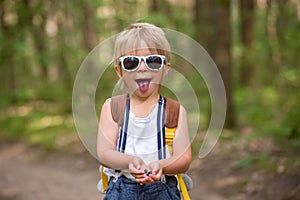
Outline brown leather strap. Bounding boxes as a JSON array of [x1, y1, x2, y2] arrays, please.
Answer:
[[110, 94, 127, 126], [111, 94, 180, 128], [165, 97, 180, 128]]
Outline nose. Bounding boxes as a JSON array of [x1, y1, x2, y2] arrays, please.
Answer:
[[137, 58, 148, 72]]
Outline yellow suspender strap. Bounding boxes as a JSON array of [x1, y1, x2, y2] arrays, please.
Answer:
[[100, 166, 108, 192], [177, 174, 191, 200], [166, 128, 191, 200]]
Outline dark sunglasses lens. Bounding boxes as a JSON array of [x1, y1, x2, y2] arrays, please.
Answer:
[[146, 56, 163, 70], [123, 57, 139, 70]]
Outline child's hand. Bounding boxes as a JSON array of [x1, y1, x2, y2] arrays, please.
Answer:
[[128, 157, 147, 183], [143, 161, 163, 184]]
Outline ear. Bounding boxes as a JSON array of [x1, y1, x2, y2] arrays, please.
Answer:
[[163, 62, 171, 76], [114, 65, 123, 77]]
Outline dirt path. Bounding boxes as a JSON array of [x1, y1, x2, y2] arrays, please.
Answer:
[[0, 142, 104, 200], [0, 140, 299, 200], [188, 137, 300, 200]]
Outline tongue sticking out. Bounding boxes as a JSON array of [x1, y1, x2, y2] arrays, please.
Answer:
[[136, 79, 150, 92]]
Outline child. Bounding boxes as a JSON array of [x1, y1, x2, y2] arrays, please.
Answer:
[[97, 22, 192, 200]]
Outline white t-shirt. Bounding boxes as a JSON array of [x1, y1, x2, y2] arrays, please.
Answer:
[[104, 101, 170, 180]]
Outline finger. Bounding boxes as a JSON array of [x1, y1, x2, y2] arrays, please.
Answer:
[[135, 177, 148, 184], [129, 162, 144, 174], [137, 176, 154, 185], [145, 176, 155, 184], [149, 169, 162, 181], [132, 173, 146, 179]]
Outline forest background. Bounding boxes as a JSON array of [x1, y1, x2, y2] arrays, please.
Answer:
[[0, 0, 300, 199]]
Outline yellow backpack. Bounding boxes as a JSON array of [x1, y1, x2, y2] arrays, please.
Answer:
[[99, 94, 191, 200]]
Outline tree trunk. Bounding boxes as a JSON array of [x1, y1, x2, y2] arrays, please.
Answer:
[[240, 0, 255, 85], [194, 0, 235, 128], [149, 0, 171, 17], [0, 1, 16, 102], [193, 0, 211, 48], [56, 12, 73, 92], [265, 0, 281, 79], [81, 1, 98, 51], [17, 0, 49, 79], [31, 3, 49, 78], [150, 0, 159, 12], [214, 0, 235, 128]]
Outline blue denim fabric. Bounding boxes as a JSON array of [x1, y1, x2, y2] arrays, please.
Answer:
[[103, 175, 180, 200]]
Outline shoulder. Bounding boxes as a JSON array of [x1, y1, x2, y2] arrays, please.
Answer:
[[178, 104, 187, 119], [100, 98, 112, 116], [98, 98, 118, 129]]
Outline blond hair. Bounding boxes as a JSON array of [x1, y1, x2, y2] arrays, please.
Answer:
[[114, 23, 171, 64]]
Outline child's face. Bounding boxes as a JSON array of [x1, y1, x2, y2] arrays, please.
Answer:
[[115, 41, 169, 98]]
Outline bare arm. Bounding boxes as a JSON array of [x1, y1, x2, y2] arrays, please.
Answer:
[[97, 100, 136, 170], [98, 101, 191, 184], [153, 105, 192, 174]]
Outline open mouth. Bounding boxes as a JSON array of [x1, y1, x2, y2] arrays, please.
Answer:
[[135, 79, 152, 92]]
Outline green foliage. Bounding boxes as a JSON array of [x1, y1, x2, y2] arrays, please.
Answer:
[[0, 0, 299, 155], [235, 84, 300, 150], [270, 103, 300, 150], [0, 102, 75, 151], [231, 153, 276, 172], [235, 87, 277, 127], [140, 14, 171, 28]]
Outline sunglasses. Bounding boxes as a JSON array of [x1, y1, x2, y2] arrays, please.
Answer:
[[118, 55, 166, 72]]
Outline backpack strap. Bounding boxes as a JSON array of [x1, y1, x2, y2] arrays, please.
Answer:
[[164, 97, 180, 155], [165, 97, 180, 128], [111, 94, 127, 126]]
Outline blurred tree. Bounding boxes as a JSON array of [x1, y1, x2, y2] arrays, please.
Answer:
[[240, 0, 255, 85], [55, 2, 76, 92], [149, 0, 171, 16], [193, 0, 212, 51], [266, 0, 280, 75], [81, 0, 98, 51], [29, 1, 49, 78], [0, 0, 16, 102], [194, 0, 235, 128]]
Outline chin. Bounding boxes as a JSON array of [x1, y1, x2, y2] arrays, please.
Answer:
[[131, 89, 151, 98]]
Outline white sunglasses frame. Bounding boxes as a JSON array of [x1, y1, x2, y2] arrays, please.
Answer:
[[118, 54, 166, 72]]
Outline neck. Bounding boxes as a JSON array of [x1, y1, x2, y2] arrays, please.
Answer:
[[129, 93, 160, 118], [130, 92, 159, 103]]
